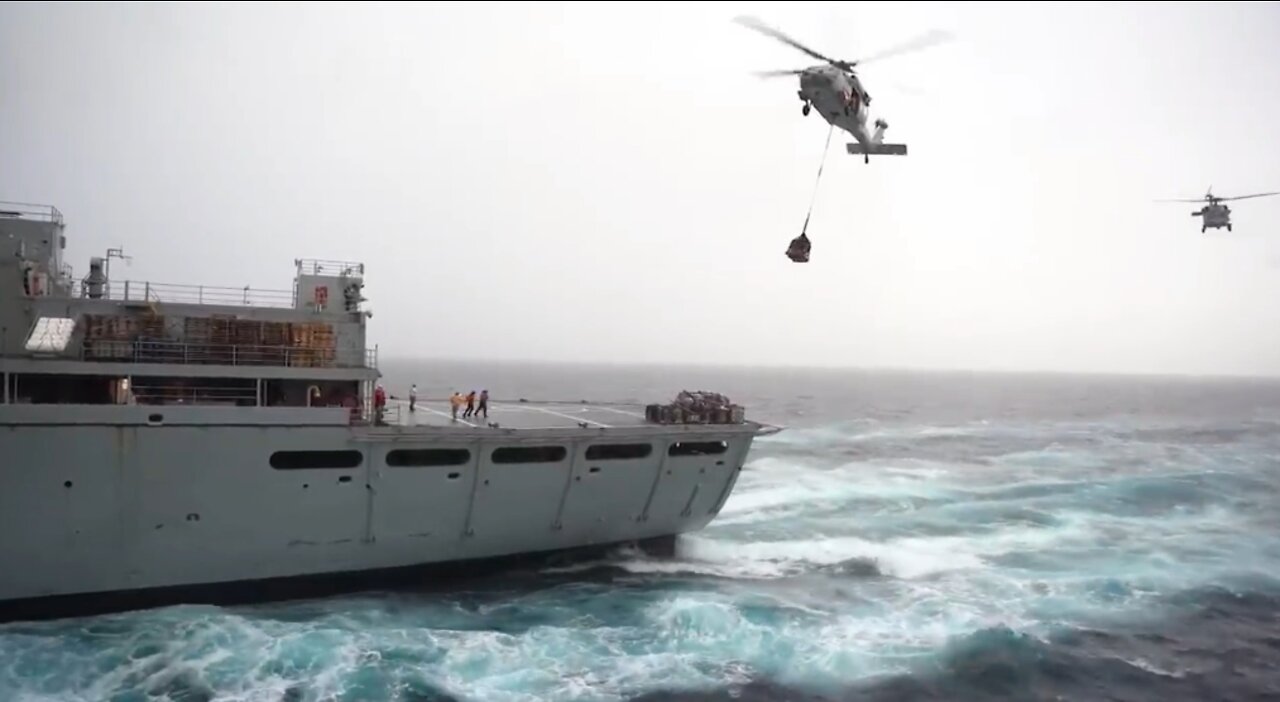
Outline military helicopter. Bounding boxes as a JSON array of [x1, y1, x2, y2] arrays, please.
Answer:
[[1157, 187, 1280, 233], [734, 15, 953, 164]]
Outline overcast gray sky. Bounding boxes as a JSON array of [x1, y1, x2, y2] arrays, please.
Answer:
[[3, 1, 1280, 376]]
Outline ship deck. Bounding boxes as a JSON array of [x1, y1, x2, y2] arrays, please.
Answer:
[[383, 398, 654, 431]]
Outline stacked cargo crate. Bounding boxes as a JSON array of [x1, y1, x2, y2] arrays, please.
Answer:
[[644, 390, 747, 425]]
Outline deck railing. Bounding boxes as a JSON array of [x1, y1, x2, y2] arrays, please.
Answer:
[[79, 339, 378, 369], [296, 258, 364, 277], [128, 384, 259, 406], [0, 201, 63, 224], [352, 403, 400, 427], [70, 280, 297, 309]]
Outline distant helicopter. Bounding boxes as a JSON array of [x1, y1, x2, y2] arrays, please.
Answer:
[[734, 15, 953, 164], [1158, 187, 1280, 233]]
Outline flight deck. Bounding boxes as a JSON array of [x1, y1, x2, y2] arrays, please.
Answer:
[[384, 398, 651, 431]]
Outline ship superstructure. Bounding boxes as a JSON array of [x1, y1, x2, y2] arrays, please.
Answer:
[[0, 201, 778, 621]]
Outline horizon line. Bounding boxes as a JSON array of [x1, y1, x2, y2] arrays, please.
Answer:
[[370, 354, 1280, 383]]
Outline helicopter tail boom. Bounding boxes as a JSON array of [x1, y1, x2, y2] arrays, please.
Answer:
[[846, 142, 907, 157]]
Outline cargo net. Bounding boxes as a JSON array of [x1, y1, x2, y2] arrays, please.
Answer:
[[646, 390, 746, 425]]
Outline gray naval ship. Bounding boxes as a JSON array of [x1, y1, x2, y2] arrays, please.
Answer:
[[0, 201, 780, 622]]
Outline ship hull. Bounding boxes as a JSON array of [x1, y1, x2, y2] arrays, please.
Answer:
[[0, 406, 755, 622], [0, 534, 679, 623]]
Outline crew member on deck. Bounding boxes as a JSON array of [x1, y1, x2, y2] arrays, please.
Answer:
[[409, 384, 417, 412], [786, 233, 811, 263], [450, 392, 464, 420], [373, 384, 387, 425], [463, 390, 477, 418], [476, 389, 489, 419]]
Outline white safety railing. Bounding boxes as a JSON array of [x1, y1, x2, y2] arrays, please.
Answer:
[[79, 339, 378, 369], [0, 201, 63, 224], [356, 403, 400, 427], [72, 280, 297, 309], [128, 383, 259, 406], [295, 258, 364, 277]]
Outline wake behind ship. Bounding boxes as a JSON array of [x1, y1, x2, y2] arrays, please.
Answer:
[[0, 201, 779, 622]]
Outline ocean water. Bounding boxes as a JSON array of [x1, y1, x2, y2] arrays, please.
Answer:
[[3, 360, 1280, 702]]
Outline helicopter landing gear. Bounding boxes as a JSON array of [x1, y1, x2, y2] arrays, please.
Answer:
[[1202, 225, 1207, 233], [802, 102, 811, 116], [1227, 224, 1233, 232]]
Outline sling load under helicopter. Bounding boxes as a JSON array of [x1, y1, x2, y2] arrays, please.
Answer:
[[734, 15, 953, 164], [1157, 187, 1280, 233]]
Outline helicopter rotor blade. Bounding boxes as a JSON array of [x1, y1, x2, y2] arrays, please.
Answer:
[[852, 29, 956, 67], [1218, 191, 1280, 202], [752, 69, 806, 78], [1156, 198, 1211, 203], [733, 15, 844, 68]]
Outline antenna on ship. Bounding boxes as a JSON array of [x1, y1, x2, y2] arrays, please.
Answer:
[[106, 247, 130, 297], [106, 247, 130, 266]]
